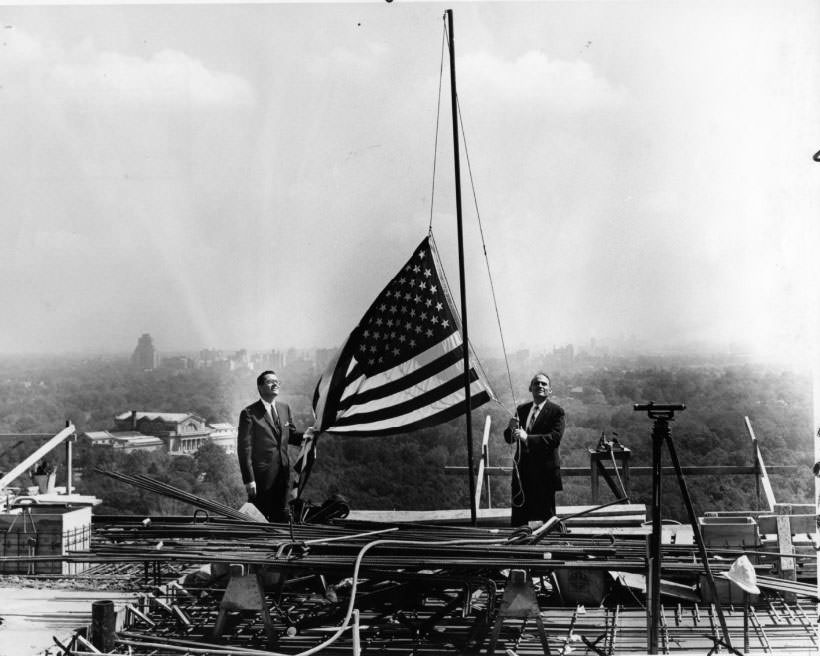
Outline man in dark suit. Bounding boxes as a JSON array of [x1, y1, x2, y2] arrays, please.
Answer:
[[237, 370, 314, 522], [504, 372, 565, 527]]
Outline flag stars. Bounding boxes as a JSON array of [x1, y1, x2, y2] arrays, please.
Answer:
[[412, 265, 420, 273], [425, 298, 432, 307], [375, 318, 383, 327], [423, 268, 432, 278], [399, 335, 406, 343], [410, 339, 416, 348], [392, 348, 400, 356], [431, 316, 439, 324], [435, 302, 443, 311], [425, 328, 433, 338], [430, 285, 438, 294], [419, 281, 427, 290], [414, 295, 421, 303], [420, 312, 428, 321], [442, 319, 450, 328], [389, 305, 397, 313]]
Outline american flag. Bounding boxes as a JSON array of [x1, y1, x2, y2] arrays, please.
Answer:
[[311, 234, 494, 437]]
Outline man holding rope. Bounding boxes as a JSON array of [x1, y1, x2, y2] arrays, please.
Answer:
[[504, 372, 565, 527]]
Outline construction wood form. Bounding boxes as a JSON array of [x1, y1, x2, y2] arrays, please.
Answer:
[[0, 506, 91, 575], [107, 594, 820, 655], [1, 417, 817, 655], [5, 505, 812, 656]]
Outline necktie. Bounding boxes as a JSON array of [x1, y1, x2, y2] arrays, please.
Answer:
[[527, 404, 540, 431], [267, 402, 280, 429]]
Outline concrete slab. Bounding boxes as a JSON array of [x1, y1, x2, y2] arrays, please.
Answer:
[[0, 586, 134, 656]]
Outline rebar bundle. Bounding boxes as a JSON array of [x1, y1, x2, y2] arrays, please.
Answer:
[[94, 468, 257, 521]]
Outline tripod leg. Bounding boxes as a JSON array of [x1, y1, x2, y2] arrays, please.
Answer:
[[648, 417, 665, 655], [664, 431, 734, 652]]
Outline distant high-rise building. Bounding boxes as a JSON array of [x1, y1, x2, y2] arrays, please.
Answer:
[[131, 333, 160, 370]]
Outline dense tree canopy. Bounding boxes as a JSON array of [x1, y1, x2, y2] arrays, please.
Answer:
[[0, 352, 813, 521]]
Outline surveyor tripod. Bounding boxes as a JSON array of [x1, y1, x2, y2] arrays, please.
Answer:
[[634, 402, 734, 655]]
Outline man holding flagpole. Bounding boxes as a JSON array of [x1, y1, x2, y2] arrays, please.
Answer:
[[237, 370, 314, 522]]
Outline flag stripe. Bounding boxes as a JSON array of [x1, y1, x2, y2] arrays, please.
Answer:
[[338, 359, 478, 418], [336, 346, 464, 411], [330, 368, 479, 428], [307, 235, 495, 441], [313, 329, 360, 432], [341, 332, 463, 398], [326, 384, 492, 435]]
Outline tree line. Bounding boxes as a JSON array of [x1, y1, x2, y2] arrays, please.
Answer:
[[0, 353, 812, 521]]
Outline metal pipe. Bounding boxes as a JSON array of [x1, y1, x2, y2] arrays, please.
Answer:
[[445, 8, 477, 527]]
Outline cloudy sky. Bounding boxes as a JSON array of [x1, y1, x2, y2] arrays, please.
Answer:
[[1, 1, 818, 362]]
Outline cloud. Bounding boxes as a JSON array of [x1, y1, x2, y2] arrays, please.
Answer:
[[460, 50, 628, 113], [1, 27, 254, 109]]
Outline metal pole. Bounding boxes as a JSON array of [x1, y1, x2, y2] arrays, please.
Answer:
[[664, 426, 734, 651], [446, 8, 477, 526], [91, 599, 116, 652], [648, 417, 664, 654]]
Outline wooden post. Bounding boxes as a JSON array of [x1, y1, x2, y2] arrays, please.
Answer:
[[64, 421, 76, 495], [745, 417, 776, 512], [473, 416, 492, 512], [775, 503, 796, 602]]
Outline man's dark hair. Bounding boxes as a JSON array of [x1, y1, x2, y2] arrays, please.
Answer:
[[256, 370, 277, 387]]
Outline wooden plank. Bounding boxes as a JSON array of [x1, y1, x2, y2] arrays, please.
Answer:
[[473, 416, 492, 512], [758, 513, 817, 534], [446, 464, 798, 476], [347, 503, 647, 525], [745, 416, 777, 512], [0, 424, 76, 491], [776, 512, 797, 584]]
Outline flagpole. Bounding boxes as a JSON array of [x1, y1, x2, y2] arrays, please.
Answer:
[[446, 8, 478, 526]]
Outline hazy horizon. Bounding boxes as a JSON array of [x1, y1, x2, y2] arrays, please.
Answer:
[[2, 2, 818, 366]]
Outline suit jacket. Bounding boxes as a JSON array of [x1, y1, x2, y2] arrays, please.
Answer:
[[503, 399, 565, 519], [237, 399, 303, 492]]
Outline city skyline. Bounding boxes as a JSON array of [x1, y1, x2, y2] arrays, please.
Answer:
[[1, 3, 818, 365]]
